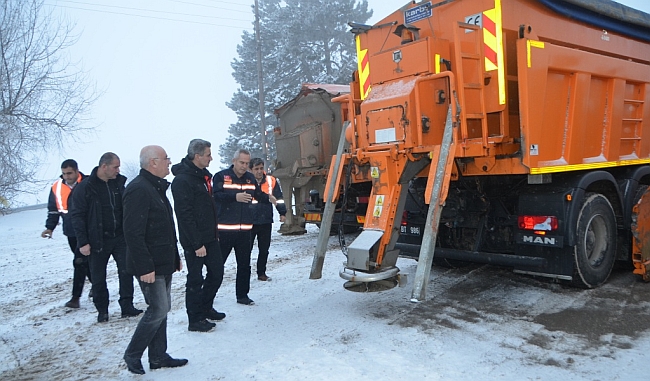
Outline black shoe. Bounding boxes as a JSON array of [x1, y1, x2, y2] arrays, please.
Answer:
[[150, 356, 188, 370], [124, 357, 145, 375], [204, 308, 226, 321], [65, 297, 80, 308], [88, 288, 93, 299], [97, 313, 109, 323], [188, 319, 216, 332], [121, 306, 143, 318], [237, 296, 255, 305]]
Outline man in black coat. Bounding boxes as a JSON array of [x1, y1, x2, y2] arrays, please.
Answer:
[[41, 159, 90, 308], [123, 145, 187, 375], [70, 152, 141, 323], [171, 139, 225, 333]]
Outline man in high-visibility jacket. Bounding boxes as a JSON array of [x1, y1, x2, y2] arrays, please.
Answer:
[[249, 158, 286, 281], [41, 159, 91, 308], [213, 149, 271, 306]]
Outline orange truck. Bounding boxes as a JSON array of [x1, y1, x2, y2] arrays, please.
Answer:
[[309, 0, 650, 301]]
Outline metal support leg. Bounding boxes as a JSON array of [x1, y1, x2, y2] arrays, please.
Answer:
[[310, 122, 350, 279], [411, 108, 455, 302]]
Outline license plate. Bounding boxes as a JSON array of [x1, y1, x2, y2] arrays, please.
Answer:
[[400, 225, 421, 236]]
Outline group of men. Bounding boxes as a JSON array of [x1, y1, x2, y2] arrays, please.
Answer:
[[41, 141, 286, 374]]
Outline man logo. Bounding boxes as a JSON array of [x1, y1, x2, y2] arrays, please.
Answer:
[[523, 235, 556, 245]]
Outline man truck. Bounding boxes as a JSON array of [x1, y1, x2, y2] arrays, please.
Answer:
[[309, 0, 650, 301]]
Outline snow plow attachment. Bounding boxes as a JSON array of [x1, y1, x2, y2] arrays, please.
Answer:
[[310, 69, 459, 299], [339, 106, 456, 296], [632, 186, 650, 281]]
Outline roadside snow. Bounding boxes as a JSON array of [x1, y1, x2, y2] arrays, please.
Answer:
[[1, 207, 649, 380]]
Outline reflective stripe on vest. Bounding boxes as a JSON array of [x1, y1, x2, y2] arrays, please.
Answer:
[[253, 175, 284, 204], [53, 180, 67, 213], [51, 173, 82, 213], [217, 223, 253, 231]]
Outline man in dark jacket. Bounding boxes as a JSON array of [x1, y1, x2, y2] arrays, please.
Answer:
[[249, 158, 287, 281], [213, 149, 271, 305], [123, 145, 187, 375], [41, 159, 91, 308], [70, 152, 141, 323], [171, 139, 225, 333]]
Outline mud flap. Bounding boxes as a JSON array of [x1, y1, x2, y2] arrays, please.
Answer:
[[631, 187, 650, 281]]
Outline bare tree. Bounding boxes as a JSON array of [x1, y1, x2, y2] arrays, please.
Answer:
[[120, 160, 141, 185], [0, 0, 97, 210]]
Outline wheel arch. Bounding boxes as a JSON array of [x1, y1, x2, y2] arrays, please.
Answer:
[[564, 171, 622, 247], [617, 165, 650, 230]]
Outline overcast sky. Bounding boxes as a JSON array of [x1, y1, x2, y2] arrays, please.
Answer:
[[28, 0, 650, 205]]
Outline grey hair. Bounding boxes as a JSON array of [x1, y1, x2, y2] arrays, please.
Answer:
[[99, 152, 119, 167], [139, 145, 159, 169], [187, 139, 211, 158], [233, 148, 251, 160]]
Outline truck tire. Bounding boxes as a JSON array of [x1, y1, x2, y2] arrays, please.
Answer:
[[572, 193, 617, 288]]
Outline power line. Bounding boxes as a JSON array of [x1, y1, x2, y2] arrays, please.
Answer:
[[52, 0, 251, 22], [45, 3, 253, 29], [166, 0, 250, 14], [201, 0, 251, 7]]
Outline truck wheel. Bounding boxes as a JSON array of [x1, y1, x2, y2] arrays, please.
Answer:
[[572, 193, 616, 288]]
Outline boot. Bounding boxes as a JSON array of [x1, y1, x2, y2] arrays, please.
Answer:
[[121, 305, 143, 318], [120, 299, 143, 318], [65, 297, 80, 308]]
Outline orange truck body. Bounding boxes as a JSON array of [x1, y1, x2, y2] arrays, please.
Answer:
[[330, 0, 650, 292]]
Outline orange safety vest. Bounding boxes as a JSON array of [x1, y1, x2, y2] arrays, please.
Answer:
[[251, 174, 284, 205], [51, 173, 82, 213]]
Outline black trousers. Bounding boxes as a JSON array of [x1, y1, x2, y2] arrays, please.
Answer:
[[250, 223, 272, 276], [184, 240, 224, 323], [219, 230, 252, 299], [88, 235, 135, 314], [67, 236, 92, 298]]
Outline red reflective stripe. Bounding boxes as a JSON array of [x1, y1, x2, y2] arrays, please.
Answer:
[[204, 175, 212, 194], [241, 184, 256, 190]]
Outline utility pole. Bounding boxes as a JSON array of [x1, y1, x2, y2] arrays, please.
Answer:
[[254, 0, 268, 168]]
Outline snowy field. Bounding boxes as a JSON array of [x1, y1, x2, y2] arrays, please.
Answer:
[[2, 207, 650, 380]]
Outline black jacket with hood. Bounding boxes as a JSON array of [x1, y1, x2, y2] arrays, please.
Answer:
[[171, 157, 219, 250]]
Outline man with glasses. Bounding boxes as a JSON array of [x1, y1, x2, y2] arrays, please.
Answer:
[[123, 145, 187, 374]]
